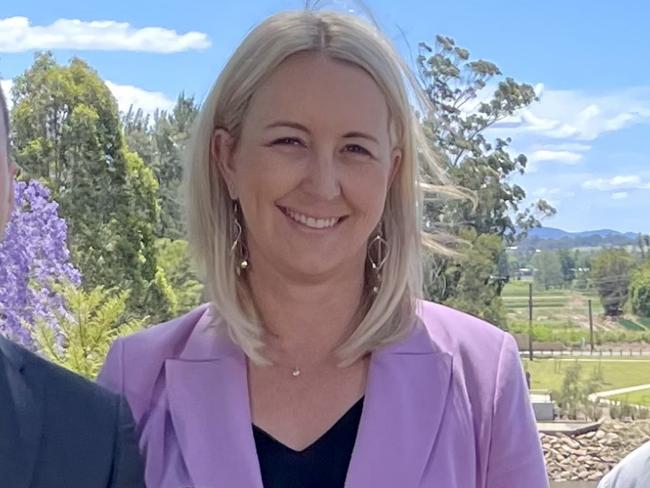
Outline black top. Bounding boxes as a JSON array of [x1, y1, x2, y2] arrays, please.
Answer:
[[253, 397, 364, 488]]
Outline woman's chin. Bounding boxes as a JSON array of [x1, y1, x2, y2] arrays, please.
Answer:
[[271, 254, 352, 282]]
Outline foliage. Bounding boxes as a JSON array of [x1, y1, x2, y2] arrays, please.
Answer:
[[590, 248, 634, 316], [557, 249, 577, 284], [417, 35, 555, 245], [426, 229, 506, 326], [0, 180, 80, 348], [630, 261, 650, 317], [509, 319, 650, 345], [122, 94, 199, 239], [555, 361, 603, 420], [418, 36, 555, 321], [609, 401, 650, 420], [10, 52, 175, 320], [154, 238, 204, 314], [32, 283, 147, 379], [533, 251, 564, 290], [508, 321, 588, 345]]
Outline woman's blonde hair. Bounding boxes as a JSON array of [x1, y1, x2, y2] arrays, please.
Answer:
[[185, 9, 460, 364]]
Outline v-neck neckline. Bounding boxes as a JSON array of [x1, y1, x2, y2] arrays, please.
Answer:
[[252, 396, 364, 454]]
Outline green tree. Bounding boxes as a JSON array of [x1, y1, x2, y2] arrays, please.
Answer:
[[418, 36, 555, 244], [426, 229, 507, 326], [418, 36, 554, 320], [155, 238, 204, 313], [11, 52, 175, 320], [573, 251, 592, 291], [637, 234, 650, 261], [630, 262, 650, 317], [556, 361, 603, 420], [591, 248, 634, 316], [558, 248, 576, 285], [32, 284, 147, 379], [123, 93, 199, 239], [533, 251, 564, 290], [121, 107, 154, 166]]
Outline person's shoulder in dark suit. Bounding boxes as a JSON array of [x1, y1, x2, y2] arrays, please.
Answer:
[[0, 335, 146, 488]]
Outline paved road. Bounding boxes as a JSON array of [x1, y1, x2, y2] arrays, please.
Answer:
[[592, 383, 650, 399], [587, 383, 650, 406]]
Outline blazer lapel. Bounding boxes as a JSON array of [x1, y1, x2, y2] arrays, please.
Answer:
[[345, 320, 453, 487], [0, 339, 44, 488], [164, 309, 263, 488]]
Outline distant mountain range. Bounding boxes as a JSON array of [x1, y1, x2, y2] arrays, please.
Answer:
[[527, 227, 639, 240], [517, 227, 641, 250]]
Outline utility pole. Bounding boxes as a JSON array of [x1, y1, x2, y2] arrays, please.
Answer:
[[528, 282, 534, 361], [589, 299, 594, 354]]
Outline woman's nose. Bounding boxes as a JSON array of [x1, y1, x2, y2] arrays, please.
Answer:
[[304, 151, 342, 201]]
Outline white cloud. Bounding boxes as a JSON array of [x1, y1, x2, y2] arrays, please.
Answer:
[[2, 78, 171, 114], [528, 150, 584, 164], [536, 143, 591, 153], [583, 175, 650, 191], [534, 187, 561, 196], [612, 192, 629, 200], [493, 86, 650, 141], [0, 17, 210, 53], [105, 81, 174, 114], [520, 143, 590, 172]]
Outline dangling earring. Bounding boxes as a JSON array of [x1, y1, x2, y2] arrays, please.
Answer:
[[231, 201, 249, 274], [368, 225, 389, 294]]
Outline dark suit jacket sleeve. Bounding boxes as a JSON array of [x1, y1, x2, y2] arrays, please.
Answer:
[[108, 394, 146, 488]]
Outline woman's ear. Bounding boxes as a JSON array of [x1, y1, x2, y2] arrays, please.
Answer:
[[388, 147, 402, 189], [211, 128, 237, 198]]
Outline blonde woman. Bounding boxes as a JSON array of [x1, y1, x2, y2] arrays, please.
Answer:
[[99, 10, 548, 488]]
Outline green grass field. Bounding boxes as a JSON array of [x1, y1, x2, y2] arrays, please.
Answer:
[[523, 358, 650, 395], [502, 281, 592, 324], [502, 281, 650, 336], [610, 388, 650, 406], [619, 318, 648, 331]]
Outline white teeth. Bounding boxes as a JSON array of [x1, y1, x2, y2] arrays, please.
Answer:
[[285, 209, 339, 229]]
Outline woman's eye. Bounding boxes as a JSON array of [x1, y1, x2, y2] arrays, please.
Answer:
[[272, 137, 303, 146], [344, 144, 371, 156]]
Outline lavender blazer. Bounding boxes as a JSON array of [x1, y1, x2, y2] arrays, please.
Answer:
[[98, 300, 549, 488]]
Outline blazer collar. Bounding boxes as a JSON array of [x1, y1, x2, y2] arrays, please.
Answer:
[[0, 337, 44, 488], [164, 307, 451, 487], [346, 318, 453, 486], [165, 307, 264, 487]]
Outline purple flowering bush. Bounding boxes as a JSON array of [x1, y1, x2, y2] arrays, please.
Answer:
[[0, 180, 81, 348]]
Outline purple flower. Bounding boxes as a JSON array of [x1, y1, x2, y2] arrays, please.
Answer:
[[0, 180, 81, 348]]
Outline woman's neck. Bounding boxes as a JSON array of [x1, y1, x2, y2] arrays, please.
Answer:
[[247, 258, 367, 364]]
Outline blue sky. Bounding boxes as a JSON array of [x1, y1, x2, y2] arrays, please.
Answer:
[[1, 0, 649, 232]]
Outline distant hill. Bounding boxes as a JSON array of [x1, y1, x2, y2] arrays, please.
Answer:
[[518, 227, 640, 250]]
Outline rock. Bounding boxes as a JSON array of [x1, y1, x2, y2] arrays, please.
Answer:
[[542, 420, 650, 482]]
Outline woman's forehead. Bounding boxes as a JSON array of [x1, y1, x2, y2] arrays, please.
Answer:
[[245, 54, 391, 135]]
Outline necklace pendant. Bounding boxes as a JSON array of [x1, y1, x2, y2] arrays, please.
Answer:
[[292, 367, 301, 377]]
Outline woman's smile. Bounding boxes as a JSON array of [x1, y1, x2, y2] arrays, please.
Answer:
[[278, 206, 347, 232]]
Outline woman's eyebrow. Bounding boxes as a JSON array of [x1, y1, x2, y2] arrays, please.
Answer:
[[264, 122, 379, 144], [342, 131, 379, 144], [264, 121, 310, 133]]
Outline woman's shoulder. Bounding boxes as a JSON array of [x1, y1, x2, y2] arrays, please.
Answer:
[[117, 303, 211, 357], [415, 299, 513, 358], [98, 304, 213, 410], [414, 300, 526, 422]]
